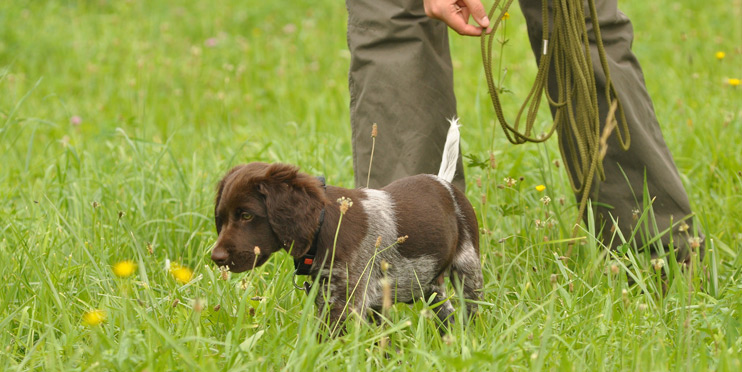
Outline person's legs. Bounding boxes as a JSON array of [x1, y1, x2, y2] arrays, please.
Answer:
[[518, 0, 703, 262], [346, 0, 465, 190]]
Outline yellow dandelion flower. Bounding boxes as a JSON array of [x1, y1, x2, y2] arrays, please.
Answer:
[[535, 184, 546, 192], [112, 260, 136, 278], [715, 51, 726, 60], [502, 12, 510, 20], [170, 264, 193, 284], [729, 78, 741, 87], [82, 309, 106, 326]]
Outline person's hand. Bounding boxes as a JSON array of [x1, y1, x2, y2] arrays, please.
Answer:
[[423, 0, 490, 36]]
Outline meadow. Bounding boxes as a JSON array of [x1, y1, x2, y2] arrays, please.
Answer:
[[1, 0, 741, 370]]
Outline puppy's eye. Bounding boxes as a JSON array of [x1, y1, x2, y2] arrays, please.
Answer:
[[240, 212, 254, 221]]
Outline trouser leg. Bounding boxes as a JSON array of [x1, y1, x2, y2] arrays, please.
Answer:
[[346, 0, 465, 190], [517, 0, 703, 262]]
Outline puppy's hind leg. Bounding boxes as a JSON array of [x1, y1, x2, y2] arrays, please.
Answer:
[[425, 275, 456, 332], [451, 243, 483, 318]]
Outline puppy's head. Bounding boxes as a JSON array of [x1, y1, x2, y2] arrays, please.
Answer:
[[211, 162, 326, 272]]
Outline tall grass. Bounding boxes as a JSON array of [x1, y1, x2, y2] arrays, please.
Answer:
[[1, 0, 741, 370]]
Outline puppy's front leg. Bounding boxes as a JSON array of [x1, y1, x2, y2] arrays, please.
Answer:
[[313, 277, 350, 336]]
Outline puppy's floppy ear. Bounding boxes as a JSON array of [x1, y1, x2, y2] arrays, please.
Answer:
[[261, 163, 299, 183], [258, 163, 327, 258], [215, 165, 245, 233]]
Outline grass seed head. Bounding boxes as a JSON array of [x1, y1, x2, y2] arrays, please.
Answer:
[[219, 266, 230, 280], [380, 260, 390, 273], [688, 236, 703, 250], [337, 197, 353, 214], [193, 298, 205, 313], [442, 334, 455, 345], [651, 258, 665, 271]]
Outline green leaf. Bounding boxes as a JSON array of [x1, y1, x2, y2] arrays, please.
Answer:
[[239, 330, 265, 352]]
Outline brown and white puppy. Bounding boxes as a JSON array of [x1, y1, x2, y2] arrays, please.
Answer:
[[211, 120, 482, 330]]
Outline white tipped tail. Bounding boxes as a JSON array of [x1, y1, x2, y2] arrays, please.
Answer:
[[437, 117, 461, 183]]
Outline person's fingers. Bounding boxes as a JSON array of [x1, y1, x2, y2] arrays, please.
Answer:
[[460, 7, 472, 26], [442, 14, 484, 36], [461, 0, 489, 29], [423, 0, 486, 36], [441, 3, 483, 36]]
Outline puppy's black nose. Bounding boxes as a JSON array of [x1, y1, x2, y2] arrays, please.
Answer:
[[211, 246, 229, 264]]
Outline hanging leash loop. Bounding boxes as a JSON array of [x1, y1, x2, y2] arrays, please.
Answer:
[[481, 0, 631, 240]]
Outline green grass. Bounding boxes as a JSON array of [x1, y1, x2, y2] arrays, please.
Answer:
[[2, 0, 741, 370]]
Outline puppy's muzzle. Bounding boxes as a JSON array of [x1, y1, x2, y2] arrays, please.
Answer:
[[211, 245, 230, 266]]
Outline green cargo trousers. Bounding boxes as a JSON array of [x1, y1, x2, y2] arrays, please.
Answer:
[[346, 0, 703, 262]]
